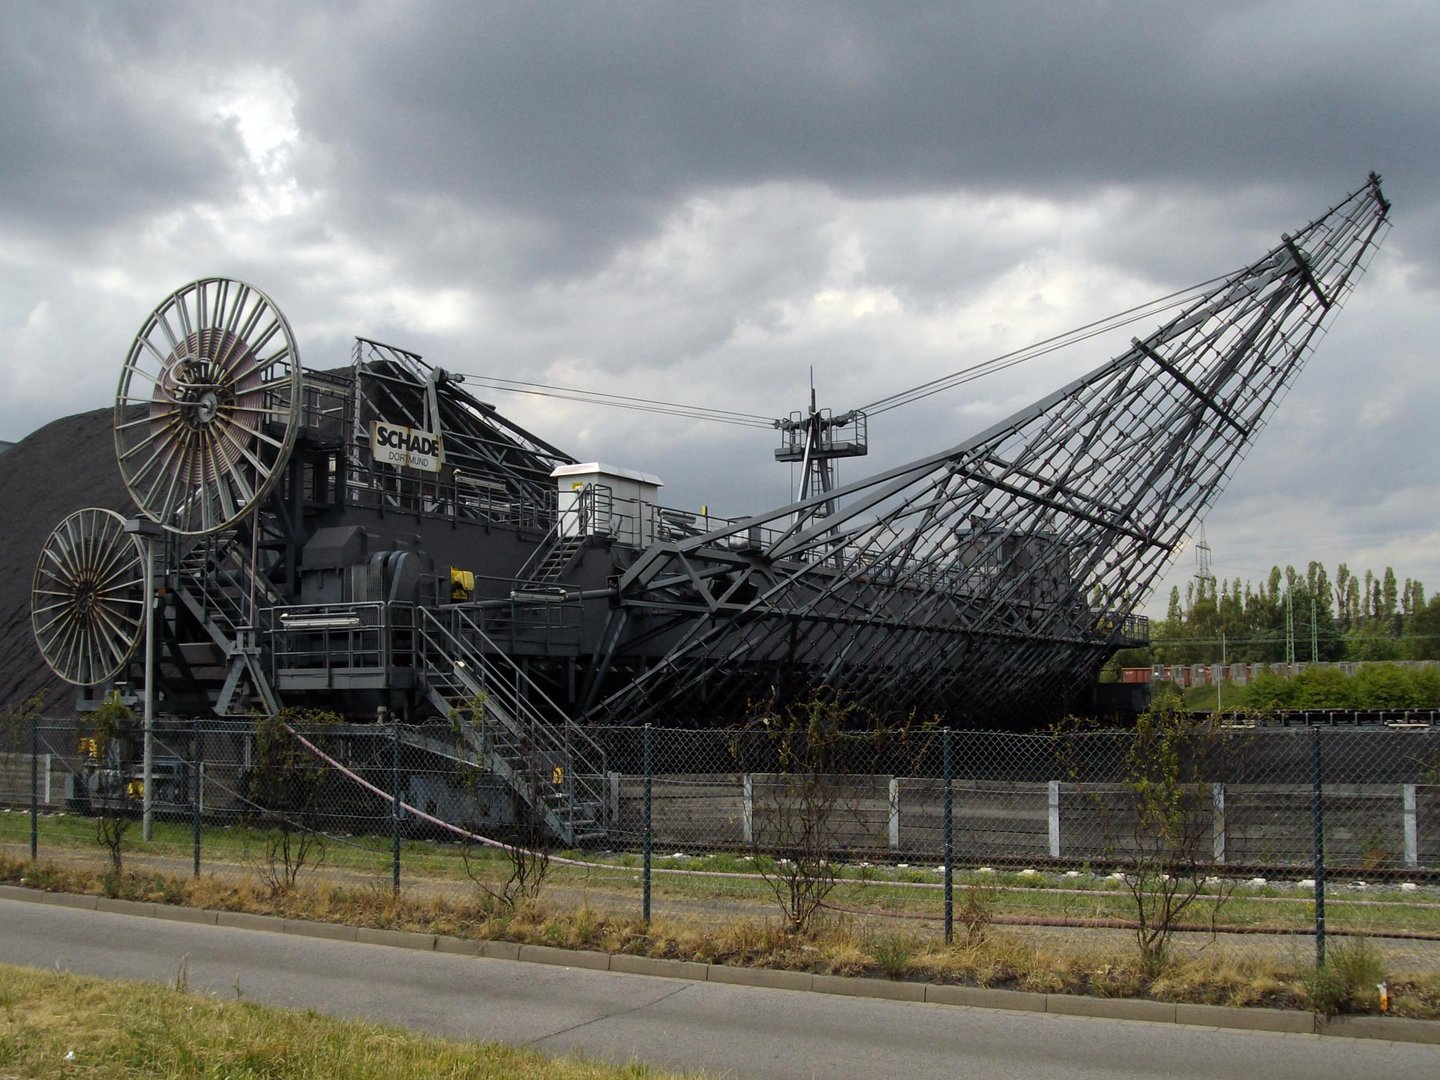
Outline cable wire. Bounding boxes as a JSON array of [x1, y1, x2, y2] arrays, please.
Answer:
[[451, 373, 776, 429], [858, 275, 1227, 417], [456, 272, 1232, 428]]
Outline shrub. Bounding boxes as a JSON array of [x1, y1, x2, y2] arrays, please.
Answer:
[[1056, 691, 1244, 977]]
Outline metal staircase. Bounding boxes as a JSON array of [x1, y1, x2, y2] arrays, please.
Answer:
[[526, 536, 583, 585], [415, 606, 609, 845], [170, 530, 282, 716], [514, 481, 603, 587]]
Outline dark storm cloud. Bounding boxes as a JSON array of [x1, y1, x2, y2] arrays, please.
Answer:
[[277, 2, 1437, 283], [0, 4, 257, 242]]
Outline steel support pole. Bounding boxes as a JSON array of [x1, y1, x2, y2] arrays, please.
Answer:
[[642, 723, 652, 923], [142, 534, 155, 842], [192, 721, 203, 880], [30, 716, 39, 861], [392, 717, 402, 895], [1312, 727, 1326, 967], [943, 727, 953, 945]]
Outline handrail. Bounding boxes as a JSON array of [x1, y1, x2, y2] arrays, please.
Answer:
[[514, 481, 598, 583], [415, 606, 608, 788], [264, 601, 410, 674], [513, 518, 566, 584], [414, 606, 610, 842]]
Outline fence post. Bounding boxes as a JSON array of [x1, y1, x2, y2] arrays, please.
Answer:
[[742, 773, 753, 845], [1403, 784, 1418, 868], [1047, 780, 1061, 859], [1211, 783, 1226, 864], [642, 723, 652, 923], [943, 727, 953, 945], [1311, 727, 1325, 967], [193, 721, 203, 879], [392, 717, 402, 895], [30, 717, 39, 862], [888, 778, 900, 851]]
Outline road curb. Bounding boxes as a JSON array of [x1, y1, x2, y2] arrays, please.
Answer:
[[706, 965, 813, 992], [4, 886, 1437, 1044], [924, 984, 1046, 1012], [1175, 1001, 1313, 1033], [0, 884, 97, 911], [610, 953, 709, 981], [813, 972, 926, 1002], [356, 926, 436, 951], [518, 944, 611, 970]]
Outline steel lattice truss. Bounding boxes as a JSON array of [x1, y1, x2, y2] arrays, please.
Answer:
[[596, 175, 1391, 725], [351, 338, 576, 507]]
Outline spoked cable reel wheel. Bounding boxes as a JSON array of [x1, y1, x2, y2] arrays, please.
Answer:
[[114, 277, 302, 535], [31, 508, 146, 686]]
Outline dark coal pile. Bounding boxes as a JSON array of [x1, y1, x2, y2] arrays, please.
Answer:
[[0, 408, 132, 713]]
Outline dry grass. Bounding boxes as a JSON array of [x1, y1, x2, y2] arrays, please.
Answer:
[[3, 853, 1437, 1018]]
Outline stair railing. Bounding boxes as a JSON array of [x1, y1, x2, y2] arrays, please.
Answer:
[[415, 606, 609, 842]]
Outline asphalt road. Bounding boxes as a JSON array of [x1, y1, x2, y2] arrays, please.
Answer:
[[1, 899, 1435, 1079]]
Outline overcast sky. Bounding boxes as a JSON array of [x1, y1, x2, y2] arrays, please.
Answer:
[[3, 1, 1437, 618]]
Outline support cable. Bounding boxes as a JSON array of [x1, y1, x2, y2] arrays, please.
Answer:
[[452, 275, 1229, 429]]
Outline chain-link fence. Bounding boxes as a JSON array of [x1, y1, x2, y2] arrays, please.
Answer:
[[5, 716, 1440, 962]]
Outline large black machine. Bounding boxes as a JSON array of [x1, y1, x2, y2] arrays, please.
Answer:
[[30, 176, 1391, 836]]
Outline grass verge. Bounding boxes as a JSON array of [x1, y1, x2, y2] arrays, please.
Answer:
[[3, 853, 1436, 1018], [0, 962, 697, 1079], [5, 812, 1438, 937]]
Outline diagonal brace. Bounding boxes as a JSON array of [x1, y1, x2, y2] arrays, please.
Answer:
[[1282, 235, 1332, 311], [1132, 340, 1248, 437]]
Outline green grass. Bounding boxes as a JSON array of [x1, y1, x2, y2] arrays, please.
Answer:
[[5, 809, 1440, 937], [0, 809, 471, 880], [0, 963, 700, 1078]]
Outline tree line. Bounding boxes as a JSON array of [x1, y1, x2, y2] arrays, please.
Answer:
[[1115, 561, 1440, 668]]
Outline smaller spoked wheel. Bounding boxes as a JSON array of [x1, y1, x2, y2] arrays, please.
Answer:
[[31, 508, 146, 686], [114, 277, 302, 535]]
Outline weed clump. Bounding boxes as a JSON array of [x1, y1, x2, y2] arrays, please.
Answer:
[[1304, 937, 1387, 1016]]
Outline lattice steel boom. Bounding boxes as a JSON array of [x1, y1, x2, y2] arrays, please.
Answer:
[[595, 174, 1391, 725]]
